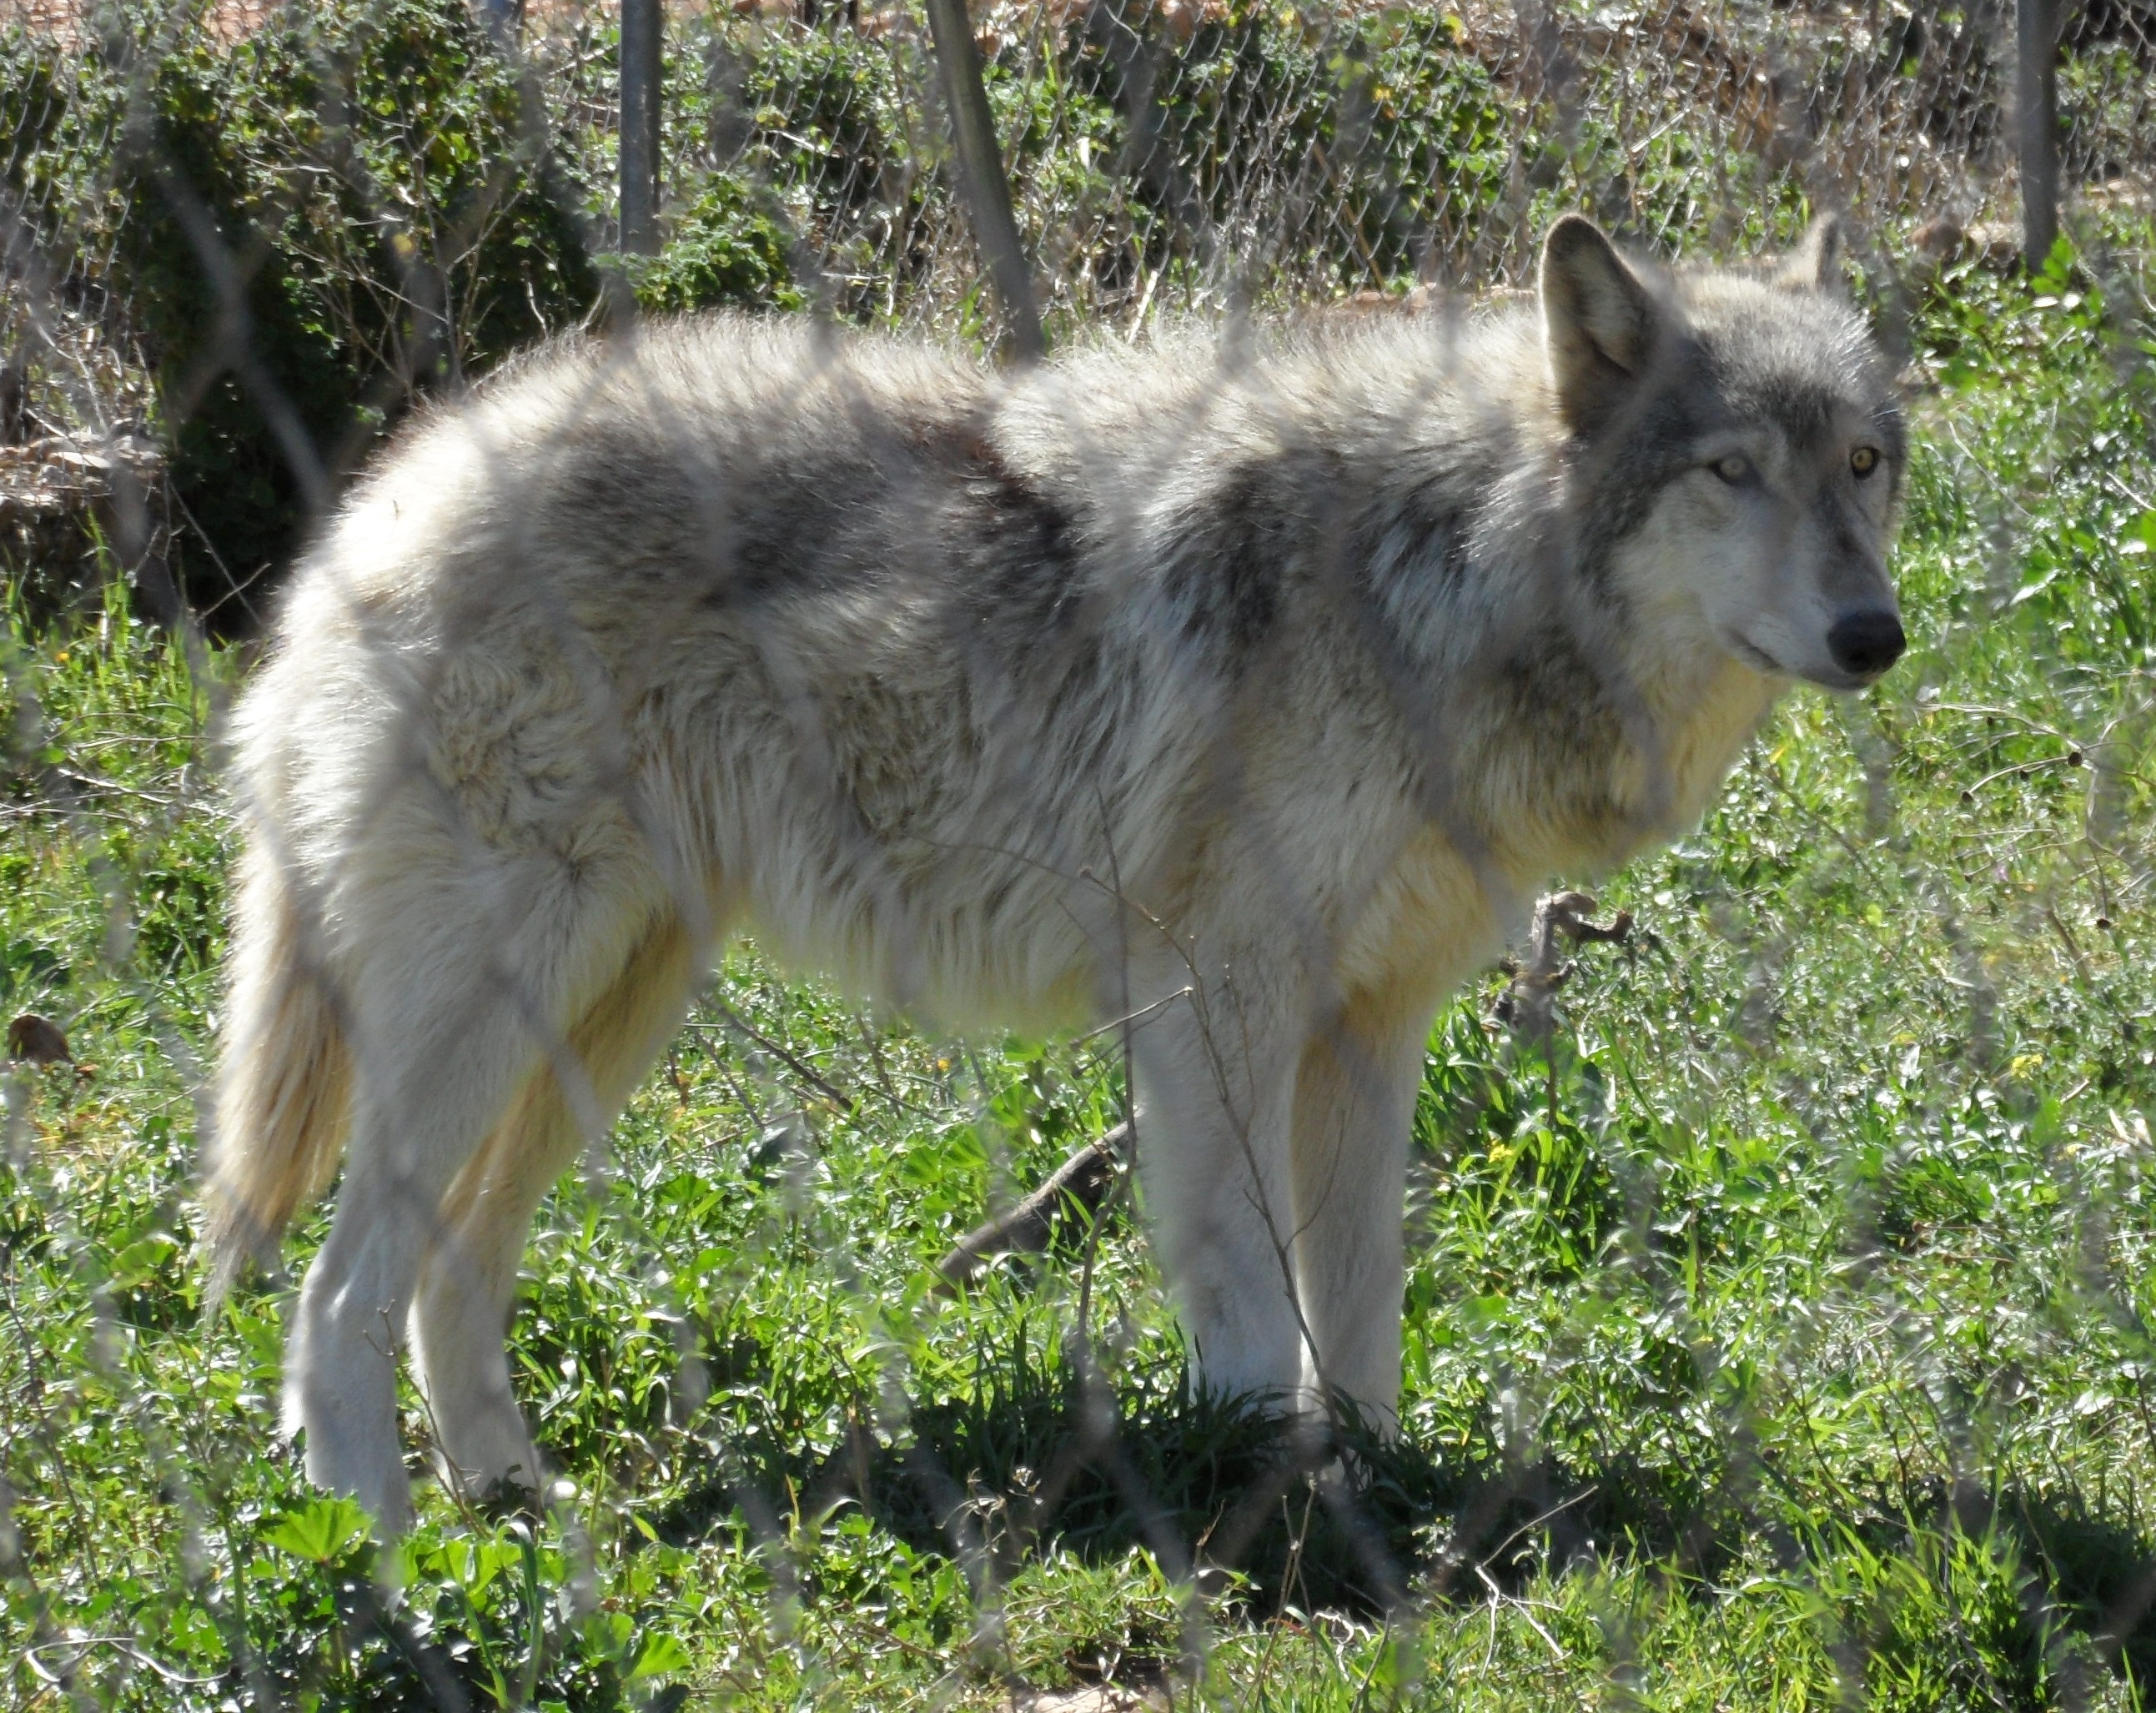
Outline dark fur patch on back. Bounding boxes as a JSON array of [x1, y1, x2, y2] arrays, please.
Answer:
[[703, 462, 873, 604], [1163, 461, 1289, 664], [957, 434, 1083, 638], [543, 413, 897, 611]]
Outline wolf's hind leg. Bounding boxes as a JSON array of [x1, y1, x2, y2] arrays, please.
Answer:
[[1287, 996, 1432, 1434], [413, 915, 701, 1500], [286, 848, 672, 1533]]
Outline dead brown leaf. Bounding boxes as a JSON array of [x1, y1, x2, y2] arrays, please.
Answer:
[[8, 1013, 73, 1067]]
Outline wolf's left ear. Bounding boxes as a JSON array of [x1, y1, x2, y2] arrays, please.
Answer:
[[1776, 215, 1847, 295], [1541, 215, 1661, 436]]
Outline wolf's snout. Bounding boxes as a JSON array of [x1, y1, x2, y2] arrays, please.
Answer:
[[1827, 610, 1905, 679]]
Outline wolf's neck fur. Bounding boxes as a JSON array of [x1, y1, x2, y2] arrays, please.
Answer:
[[1349, 307, 1782, 886]]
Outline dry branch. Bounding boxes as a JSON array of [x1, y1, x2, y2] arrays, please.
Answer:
[[936, 1120, 1131, 1287], [1492, 890, 1633, 1045]]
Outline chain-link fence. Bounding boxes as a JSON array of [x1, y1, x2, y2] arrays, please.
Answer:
[[2, 1, 2155, 1709], [4, 0, 2154, 611], [445, 0, 2156, 331], [6, 0, 2154, 618]]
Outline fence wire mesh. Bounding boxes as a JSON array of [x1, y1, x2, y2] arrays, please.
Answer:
[[1, 0, 2154, 1708]]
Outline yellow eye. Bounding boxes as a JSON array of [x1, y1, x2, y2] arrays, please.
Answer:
[[1712, 454, 1755, 485], [1851, 445, 1880, 478]]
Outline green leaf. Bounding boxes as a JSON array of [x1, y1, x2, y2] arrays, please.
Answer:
[[266, 1495, 371, 1565], [626, 1632, 692, 1682], [105, 1233, 178, 1289]]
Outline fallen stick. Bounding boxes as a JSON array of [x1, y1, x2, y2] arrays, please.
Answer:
[[1493, 890, 1633, 1042], [939, 895, 1634, 1288], [936, 1121, 1132, 1288]]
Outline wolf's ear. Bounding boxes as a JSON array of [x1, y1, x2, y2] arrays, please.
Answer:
[[1540, 215, 1659, 435], [1776, 214, 1847, 294]]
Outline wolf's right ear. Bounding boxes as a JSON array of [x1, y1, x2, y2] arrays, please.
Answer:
[[1776, 214, 1848, 294], [1540, 216, 1660, 436]]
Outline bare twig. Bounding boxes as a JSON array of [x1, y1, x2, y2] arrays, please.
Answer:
[[1493, 890, 1634, 1047], [937, 1121, 1131, 1288]]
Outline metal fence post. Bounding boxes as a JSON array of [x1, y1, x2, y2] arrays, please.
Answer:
[[922, 0, 1045, 360], [2017, 0, 2060, 272], [620, 0, 662, 255], [473, 0, 523, 40]]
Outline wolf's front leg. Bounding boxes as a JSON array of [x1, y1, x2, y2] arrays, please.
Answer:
[[1128, 967, 1309, 1409], [1287, 996, 1434, 1433]]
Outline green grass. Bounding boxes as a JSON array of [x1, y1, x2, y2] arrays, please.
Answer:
[[3, 241, 2156, 1710]]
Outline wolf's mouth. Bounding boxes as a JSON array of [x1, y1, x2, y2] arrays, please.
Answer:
[[1725, 633, 1787, 676], [1791, 660, 1890, 693]]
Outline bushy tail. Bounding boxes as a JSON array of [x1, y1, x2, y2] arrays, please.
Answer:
[[204, 842, 351, 1308]]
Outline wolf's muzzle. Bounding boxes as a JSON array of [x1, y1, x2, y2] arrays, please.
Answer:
[[1827, 610, 1906, 679]]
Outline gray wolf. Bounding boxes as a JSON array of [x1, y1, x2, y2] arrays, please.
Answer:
[[205, 214, 1906, 1532]]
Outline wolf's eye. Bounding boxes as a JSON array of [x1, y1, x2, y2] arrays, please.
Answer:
[[1850, 445, 1880, 479], [1711, 454, 1756, 485]]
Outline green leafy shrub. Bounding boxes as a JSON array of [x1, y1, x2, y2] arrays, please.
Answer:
[[622, 173, 802, 315], [98, 0, 600, 624], [1114, 3, 1512, 290], [8, 4, 955, 625]]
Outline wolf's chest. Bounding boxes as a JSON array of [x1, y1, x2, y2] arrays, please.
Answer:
[[1332, 825, 1516, 1007]]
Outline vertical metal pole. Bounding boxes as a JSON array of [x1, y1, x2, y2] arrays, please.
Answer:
[[475, 0, 523, 40], [620, 0, 662, 255], [922, 0, 1044, 361], [2017, 0, 2059, 272]]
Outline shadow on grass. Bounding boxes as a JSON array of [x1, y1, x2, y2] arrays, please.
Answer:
[[654, 1357, 2156, 1688]]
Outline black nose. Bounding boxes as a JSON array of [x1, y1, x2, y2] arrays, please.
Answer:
[[1827, 609, 1905, 678]]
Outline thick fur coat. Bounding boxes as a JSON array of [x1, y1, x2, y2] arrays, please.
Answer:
[[208, 216, 1906, 1530]]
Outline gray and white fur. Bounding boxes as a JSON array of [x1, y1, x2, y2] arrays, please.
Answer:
[[205, 215, 1907, 1531]]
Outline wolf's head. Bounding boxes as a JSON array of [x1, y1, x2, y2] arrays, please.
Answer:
[[1541, 214, 1906, 693]]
